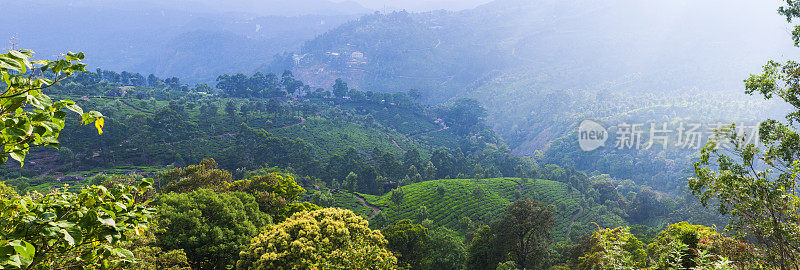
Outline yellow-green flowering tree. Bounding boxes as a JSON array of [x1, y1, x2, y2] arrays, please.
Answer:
[[237, 208, 398, 270]]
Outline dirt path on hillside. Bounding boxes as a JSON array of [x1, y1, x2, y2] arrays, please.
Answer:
[[264, 117, 306, 131], [353, 193, 381, 219], [386, 134, 406, 152], [118, 99, 150, 114], [565, 189, 585, 239], [408, 125, 449, 137]]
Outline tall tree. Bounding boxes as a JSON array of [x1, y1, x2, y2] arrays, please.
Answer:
[[493, 199, 555, 269], [382, 219, 429, 269], [332, 78, 348, 97]]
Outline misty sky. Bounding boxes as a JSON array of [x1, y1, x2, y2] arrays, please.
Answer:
[[332, 0, 493, 11]]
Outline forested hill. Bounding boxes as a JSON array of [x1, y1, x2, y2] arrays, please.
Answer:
[[0, 65, 727, 269], [283, 0, 794, 150], [0, 69, 528, 196], [278, 0, 795, 194]]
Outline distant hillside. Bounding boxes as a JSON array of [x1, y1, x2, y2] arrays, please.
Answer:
[[285, 0, 797, 143], [2, 0, 358, 82], [290, 0, 799, 99], [279, 0, 796, 194]]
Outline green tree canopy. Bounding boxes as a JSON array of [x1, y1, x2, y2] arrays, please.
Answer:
[[229, 172, 317, 222], [576, 227, 646, 270], [237, 208, 397, 270], [156, 189, 271, 269], [159, 158, 232, 193], [382, 219, 429, 269], [493, 199, 555, 269]]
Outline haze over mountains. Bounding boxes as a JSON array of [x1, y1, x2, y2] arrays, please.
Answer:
[[281, 0, 798, 155], [1, 0, 363, 82]]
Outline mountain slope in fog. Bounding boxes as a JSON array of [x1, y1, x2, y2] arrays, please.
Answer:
[[1, 0, 361, 82], [285, 0, 799, 153]]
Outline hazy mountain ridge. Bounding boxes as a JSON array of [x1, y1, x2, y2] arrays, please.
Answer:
[[283, 0, 799, 153], [2, 0, 360, 82]]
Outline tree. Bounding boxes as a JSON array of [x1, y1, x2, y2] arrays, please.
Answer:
[[0, 181, 17, 199], [309, 190, 334, 207], [332, 78, 348, 97], [216, 73, 250, 97], [194, 83, 213, 93], [156, 189, 270, 269], [229, 172, 317, 221], [423, 161, 437, 181], [408, 89, 421, 101], [442, 98, 487, 135], [628, 186, 663, 223], [0, 49, 103, 165], [237, 208, 397, 269], [403, 148, 421, 169], [493, 199, 555, 269], [121, 224, 191, 270], [382, 219, 429, 269], [159, 158, 232, 193], [407, 165, 423, 183], [147, 74, 164, 88], [647, 222, 756, 270], [576, 227, 646, 270], [281, 70, 302, 95], [689, 1, 800, 267], [515, 165, 527, 180], [0, 180, 154, 269], [467, 225, 505, 270], [391, 187, 405, 205], [423, 227, 467, 270], [224, 100, 238, 117], [344, 171, 359, 191]]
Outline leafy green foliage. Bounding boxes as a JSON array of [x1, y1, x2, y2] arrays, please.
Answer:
[[237, 208, 398, 269], [382, 219, 428, 269], [0, 180, 154, 269], [424, 227, 467, 270], [0, 181, 17, 199], [690, 2, 800, 265], [576, 227, 646, 270], [0, 49, 103, 166], [492, 199, 555, 269], [120, 224, 191, 270], [159, 158, 232, 193], [155, 189, 271, 269], [648, 222, 757, 270], [229, 172, 315, 221]]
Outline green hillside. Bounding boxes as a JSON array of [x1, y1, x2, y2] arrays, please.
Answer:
[[268, 117, 429, 159], [343, 177, 618, 241]]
